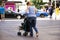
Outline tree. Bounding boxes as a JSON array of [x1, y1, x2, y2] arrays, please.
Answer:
[[32, 0, 47, 9]]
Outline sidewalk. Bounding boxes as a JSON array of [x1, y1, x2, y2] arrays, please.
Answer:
[[0, 17, 60, 22], [0, 13, 60, 22]]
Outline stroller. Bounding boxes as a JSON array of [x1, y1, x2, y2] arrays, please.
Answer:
[[17, 17, 30, 36]]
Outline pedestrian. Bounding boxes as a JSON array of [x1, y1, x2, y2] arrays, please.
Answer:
[[17, 8, 20, 12], [0, 2, 5, 20], [26, 1, 38, 37], [48, 5, 53, 19]]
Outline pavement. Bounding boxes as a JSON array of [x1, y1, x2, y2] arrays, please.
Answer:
[[0, 17, 60, 22], [0, 12, 60, 21]]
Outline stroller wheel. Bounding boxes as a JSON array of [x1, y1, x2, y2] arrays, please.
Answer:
[[17, 32, 21, 36], [23, 32, 28, 36]]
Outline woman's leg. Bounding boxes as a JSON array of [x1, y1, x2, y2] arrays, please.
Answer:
[[32, 17, 38, 33], [29, 17, 38, 37], [32, 17, 38, 37], [30, 26, 33, 36]]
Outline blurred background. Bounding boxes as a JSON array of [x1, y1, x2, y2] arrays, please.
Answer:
[[0, 0, 60, 19]]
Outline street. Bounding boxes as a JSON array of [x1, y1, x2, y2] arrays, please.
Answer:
[[0, 18, 60, 40]]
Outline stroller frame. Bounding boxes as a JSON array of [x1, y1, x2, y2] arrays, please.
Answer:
[[17, 17, 30, 36]]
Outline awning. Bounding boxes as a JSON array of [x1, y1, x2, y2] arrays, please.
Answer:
[[5, 1, 22, 5], [5, 2, 15, 5]]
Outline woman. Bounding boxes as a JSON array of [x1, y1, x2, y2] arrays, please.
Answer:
[[26, 2, 38, 37]]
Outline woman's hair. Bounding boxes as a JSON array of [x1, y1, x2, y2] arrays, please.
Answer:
[[26, 2, 30, 5], [26, 1, 33, 6], [26, 1, 34, 6]]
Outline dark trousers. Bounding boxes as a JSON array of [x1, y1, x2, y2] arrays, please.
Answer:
[[50, 12, 53, 18], [27, 17, 38, 35]]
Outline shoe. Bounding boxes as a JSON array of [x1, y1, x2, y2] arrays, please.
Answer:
[[36, 32, 38, 37], [30, 33, 33, 37]]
